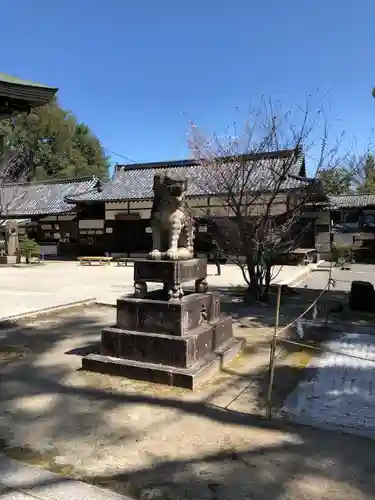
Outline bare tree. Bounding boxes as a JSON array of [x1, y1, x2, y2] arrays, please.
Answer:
[[188, 101, 342, 301]]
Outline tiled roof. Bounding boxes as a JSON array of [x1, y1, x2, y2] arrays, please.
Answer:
[[1, 177, 97, 217], [330, 194, 375, 209], [67, 150, 311, 203], [0, 73, 56, 89], [0, 218, 30, 228]]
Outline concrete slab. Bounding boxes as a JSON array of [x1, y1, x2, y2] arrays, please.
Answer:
[[0, 299, 96, 325], [0, 261, 315, 319], [298, 263, 375, 292], [0, 454, 132, 500], [0, 491, 38, 500]]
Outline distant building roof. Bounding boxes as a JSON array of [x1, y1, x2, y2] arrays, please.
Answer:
[[1, 177, 97, 217], [67, 149, 311, 203], [0, 218, 30, 228], [330, 194, 375, 209], [0, 72, 58, 116], [0, 73, 56, 89]]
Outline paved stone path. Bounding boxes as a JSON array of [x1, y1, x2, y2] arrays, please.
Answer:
[[0, 454, 131, 499], [300, 262, 375, 292], [282, 332, 375, 438], [0, 261, 313, 320]]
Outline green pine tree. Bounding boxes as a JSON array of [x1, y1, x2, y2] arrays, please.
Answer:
[[356, 154, 375, 193], [318, 167, 352, 195], [0, 97, 109, 181]]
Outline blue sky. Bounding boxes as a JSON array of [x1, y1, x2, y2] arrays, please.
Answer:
[[1, 0, 375, 172]]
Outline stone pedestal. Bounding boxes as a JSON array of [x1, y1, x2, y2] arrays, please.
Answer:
[[0, 255, 17, 265], [82, 258, 244, 389]]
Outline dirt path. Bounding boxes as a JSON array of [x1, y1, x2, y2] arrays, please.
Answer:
[[1, 306, 375, 499]]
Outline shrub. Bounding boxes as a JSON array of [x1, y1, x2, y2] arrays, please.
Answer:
[[20, 237, 40, 264], [332, 244, 352, 265]]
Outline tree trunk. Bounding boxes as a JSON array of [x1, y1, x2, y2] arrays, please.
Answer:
[[245, 250, 272, 303], [245, 256, 261, 302], [261, 264, 272, 302]]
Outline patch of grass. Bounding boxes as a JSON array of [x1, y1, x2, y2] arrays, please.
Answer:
[[269, 331, 328, 414], [0, 345, 29, 364], [0, 441, 78, 478], [88, 475, 139, 498], [284, 350, 313, 369]]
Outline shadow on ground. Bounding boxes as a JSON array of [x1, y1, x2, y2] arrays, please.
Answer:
[[192, 282, 372, 329], [2, 301, 375, 499]]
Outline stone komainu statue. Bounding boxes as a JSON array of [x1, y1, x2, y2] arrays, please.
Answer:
[[149, 170, 195, 261]]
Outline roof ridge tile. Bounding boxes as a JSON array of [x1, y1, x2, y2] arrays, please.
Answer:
[[67, 151, 308, 204], [3, 176, 95, 187]]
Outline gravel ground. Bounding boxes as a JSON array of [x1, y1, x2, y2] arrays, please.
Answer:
[[1, 305, 375, 499], [282, 332, 375, 438]]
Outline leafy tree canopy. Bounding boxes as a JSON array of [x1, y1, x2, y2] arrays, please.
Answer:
[[318, 167, 352, 196], [319, 154, 375, 196], [0, 97, 109, 181], [355, 153, 375, 193]]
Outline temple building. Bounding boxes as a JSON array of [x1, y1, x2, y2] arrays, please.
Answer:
[[329, 194, 375, 259], [0, 148, 332, 259], [1, 176, 99, 257]]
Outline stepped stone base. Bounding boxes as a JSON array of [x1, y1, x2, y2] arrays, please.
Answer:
[[0, 256, 17, 265], [82, 337, 245, 390], [81, 257, 244, 390]]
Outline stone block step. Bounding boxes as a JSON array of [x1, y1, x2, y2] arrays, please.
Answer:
[[117, 291, 221, 336], [82, 336, 245, 390], [101, 316, 233, 368]]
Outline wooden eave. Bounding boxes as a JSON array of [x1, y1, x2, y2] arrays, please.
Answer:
[[0, 77, 58, 117]]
